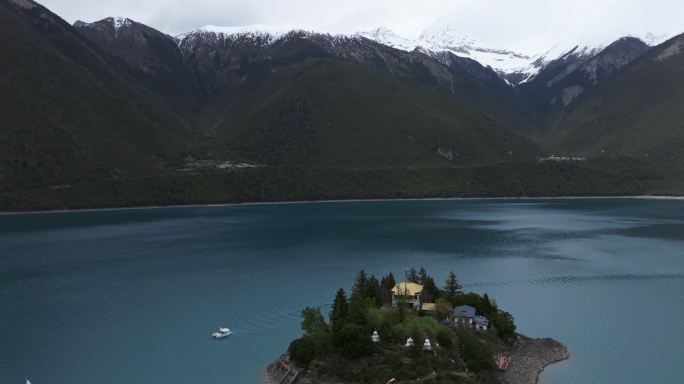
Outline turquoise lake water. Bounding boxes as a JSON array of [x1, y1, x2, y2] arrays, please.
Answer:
[[2, 198, 684, 383]]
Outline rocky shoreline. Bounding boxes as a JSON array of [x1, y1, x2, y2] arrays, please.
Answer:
[[265, 335, 569, 384], [499, 335, 570, 384]]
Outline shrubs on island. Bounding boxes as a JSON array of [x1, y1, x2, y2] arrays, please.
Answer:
[[288, 268, 517, 375]]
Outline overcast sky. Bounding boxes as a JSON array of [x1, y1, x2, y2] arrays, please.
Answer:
[[41, 0, 684, 54]]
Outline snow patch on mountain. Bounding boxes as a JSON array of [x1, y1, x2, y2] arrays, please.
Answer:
[[75, 16, 133, 30], [356, 27, 419, 52], [111, 17, 131, 30], [177, 24, 330, 46], [198, 24, 295, 39], [356, 26, 533, 82]]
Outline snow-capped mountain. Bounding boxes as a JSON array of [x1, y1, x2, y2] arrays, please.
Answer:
[[357, 26, 677, 85], [174, 23, 509, 95], [519, 30, 676, 83], [517, 36, 652, 112], [178, 24, 675, 85], [74, 16, 133, 37], [356, 26, 533, 84], [177, 24, 536, 83], [177, 24, 297, 44], [418, 25, 534, 81], [86, 16, 677, 87]]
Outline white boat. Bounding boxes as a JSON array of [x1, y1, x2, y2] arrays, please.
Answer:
[[211, 327, 232, 339]]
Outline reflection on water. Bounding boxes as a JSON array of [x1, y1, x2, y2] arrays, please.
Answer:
[[1, 198, 684, 384]]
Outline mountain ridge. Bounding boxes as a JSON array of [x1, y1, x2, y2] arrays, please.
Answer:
[[173, 22, 677, 85], [74, 14, 678, 86]]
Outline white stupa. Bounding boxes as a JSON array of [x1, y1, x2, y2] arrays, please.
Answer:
[[371, 330, 380, 343], [405, 337, 414, 347], [423, 338, 432, 351]]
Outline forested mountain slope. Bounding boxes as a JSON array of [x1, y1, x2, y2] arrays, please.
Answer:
[[1, 0, 683, 210]]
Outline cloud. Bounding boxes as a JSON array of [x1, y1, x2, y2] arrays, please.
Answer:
[[40, 0, 684, 53]]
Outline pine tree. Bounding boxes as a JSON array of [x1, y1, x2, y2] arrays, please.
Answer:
[[380, 272, 396, 291], [406, 267, 419, 283], [366, 275, 380, 304], [422, 276, 439, 302], [352, 270, 368, 298], [330, 288, 349, 336], [483, 293, 494, 315], [444, 271, 463, 297], [418, 267, 428, 284], [379, 273, 396, 305], [347, 294, 368, 326]]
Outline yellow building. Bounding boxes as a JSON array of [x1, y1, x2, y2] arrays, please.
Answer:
[[391, 282, 423, 309], [420, 302, 437, 314]]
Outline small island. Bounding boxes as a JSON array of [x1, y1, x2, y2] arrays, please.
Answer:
[[266, 268, 569, 384]]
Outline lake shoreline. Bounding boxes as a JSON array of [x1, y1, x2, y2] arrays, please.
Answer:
[[500, 335, 570, 384], [264, 334, 570, 384], [2, 195, 684, 215]]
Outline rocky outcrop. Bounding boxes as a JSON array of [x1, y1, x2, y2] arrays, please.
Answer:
[[499, 336, 570, 384]]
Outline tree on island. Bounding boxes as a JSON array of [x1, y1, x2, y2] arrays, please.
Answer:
[[483, 293, 494, 314], [420, 276, 440, 302], [301, 307, 327, 335], [405, 267, 419, 283], [347, 294, 369, 326], [337, 323, 373, 358], [288, 335, 317, 366], [418, 267, 428, 284], [352, 270, 368, 298], [491, 310, 517, 342], [366, 275, 380, 305], [380, 272, 396, 290], [379, 272, 396, 304], [330, 288, 349, 337], [443, 271, 463, 298]]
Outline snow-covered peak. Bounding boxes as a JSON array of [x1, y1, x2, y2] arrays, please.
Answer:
[[540, 30, 677, 60], [514, 31, 670, 83], [359, 25, 533, 82], [107, 17, 132, 30], [74, 17, 133, 31], [73, 17, 134, 38], [523, 31, 672, 72], [356, 27, 422, 51], [418, 25, 478, 50], [529, 35, 607, 72]]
